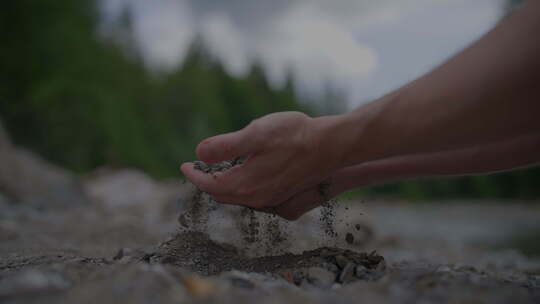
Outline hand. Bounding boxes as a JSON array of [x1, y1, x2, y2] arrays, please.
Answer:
[[272, 164, 373, 220], [181, 111, 346, 209], [272, 179, 342, 221]]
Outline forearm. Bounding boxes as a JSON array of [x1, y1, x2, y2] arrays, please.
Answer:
[[331, 133, 540, 194], [321, 0, 540, 168]]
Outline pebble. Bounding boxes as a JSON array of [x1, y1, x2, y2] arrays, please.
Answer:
[[293, 271, 305, 285], [307, 267, 336, 288], [345, 233, 354, 244], [338, 263, 356, 284], [230, 277, 255, 289], [113, 248, 132, 261], [335, 255, 349, 269], [322, 262, 339, 273], [355, 265, 385, 281], [183, 276, 216, 297], [279, 271, 294, 284], [355, 265, 368, 277], [437, 265, 452, 273]]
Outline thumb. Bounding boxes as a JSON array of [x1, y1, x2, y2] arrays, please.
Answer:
[[196, 128, 256, 163]]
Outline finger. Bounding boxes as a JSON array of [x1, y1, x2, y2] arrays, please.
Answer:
[[208, 194, 243, 205], [180, 162, 239, 195], [274, 178, 341, 220], [196, 128, 258, 163], [274, 188, 326, 221]]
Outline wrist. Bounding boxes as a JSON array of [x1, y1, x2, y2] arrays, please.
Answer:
[[330, 162, 388, 194], [311, 114, 359, 170], [312, 107, 382, 169], [340, 89, 412, 166]]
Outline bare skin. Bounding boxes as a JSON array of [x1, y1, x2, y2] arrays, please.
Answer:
[[274, 133, 540, 220], [181, 0, 540, 219]]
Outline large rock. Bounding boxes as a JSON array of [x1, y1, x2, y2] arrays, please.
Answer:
[[0, 120, 88, 208], [82, 168, 185, 224]]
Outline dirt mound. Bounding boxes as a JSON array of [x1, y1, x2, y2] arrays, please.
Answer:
[[152, 231, 386, 286]]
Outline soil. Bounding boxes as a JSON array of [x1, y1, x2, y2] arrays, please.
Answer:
[[152, 230, 385, 279], [192, 157, 246, 174], [2, 162, 540, 303]]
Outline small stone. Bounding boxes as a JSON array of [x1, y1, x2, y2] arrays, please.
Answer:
[[331, 283, 342, 290], [230, 277, 254, 289], [178, 213, 190, 228], [355, 265, 385, 281], [345, 233, 354, 244], [113, 248, 125, 260], [339, 263, 356, 284], [117, 256, 132, 265], [293, 271, 305, 285], [367, 271, 385, 281], [208, 264, 219, 275], [183, 276, 216, 297], [322, 262, 339, 273], [335, 255, 349, 269], [355, 265, 368, 278], [437, 265, 451, 273], [307, 267, 336, 288], [456, 265, 477, 273], [113, 248, 132, 261], [279, 271, 294, 284], [375, 258, 387, 272]]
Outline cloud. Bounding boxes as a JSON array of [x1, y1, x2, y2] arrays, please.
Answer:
[[200, 13, 250, 77], [99, 0, 504, 106], [256, 5, 378, 93], [130, 0, 194, 70]]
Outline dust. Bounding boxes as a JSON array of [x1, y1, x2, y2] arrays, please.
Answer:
[[318, 180, 338, 241], [265, 215, 289, 254], [187, 157, 294, 254], [184, 158, 346, 255], [177, 188, 208, 233], [239, 208, 260, 244]]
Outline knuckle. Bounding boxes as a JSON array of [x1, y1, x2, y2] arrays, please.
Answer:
[[247, 118, 263, 132]]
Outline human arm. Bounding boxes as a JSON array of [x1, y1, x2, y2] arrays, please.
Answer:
[[274, 133, 540, 219], [331, 0, 540, 166]]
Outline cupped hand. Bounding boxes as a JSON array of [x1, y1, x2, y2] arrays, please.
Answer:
[[181, 111, 346, 209], [270, 179, 342, 221], [272, 164, 373, 220]]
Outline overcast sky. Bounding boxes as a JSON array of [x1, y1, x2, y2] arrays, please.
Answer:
[[100, 0, 505, 108]]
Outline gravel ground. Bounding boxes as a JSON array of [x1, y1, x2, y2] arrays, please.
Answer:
[[1, 174, 540, 303]]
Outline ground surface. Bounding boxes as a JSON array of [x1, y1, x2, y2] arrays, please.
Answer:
[[1, 171, 540, 303]]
